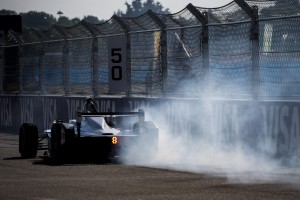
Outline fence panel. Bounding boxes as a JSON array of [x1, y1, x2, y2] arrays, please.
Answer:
[[166, 27, 204, 97], [208, 22, 253, 97], [259, 17, 300, 97], [42, 41, 65, 95], [20, 43, 42, 93], [1, 1, 300, 99], [3, 46, 20, 92], [96, 36, 109, 95], [67, 39, 93, 96], [130, 31, 162, 96]]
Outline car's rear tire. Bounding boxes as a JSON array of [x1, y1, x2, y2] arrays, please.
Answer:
[[19, 123, 38, 158], [128, 121, 158, 162], [140, 121, 159, 157], [50, 121, 62, 159]]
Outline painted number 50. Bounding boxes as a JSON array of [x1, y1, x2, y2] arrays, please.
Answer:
[[111, 48, 122, 80]]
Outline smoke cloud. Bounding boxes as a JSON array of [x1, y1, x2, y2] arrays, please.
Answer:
[[122, 98, 300, 185]]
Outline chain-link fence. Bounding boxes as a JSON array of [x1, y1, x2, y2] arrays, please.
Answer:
[[1, 0, 300, 99]]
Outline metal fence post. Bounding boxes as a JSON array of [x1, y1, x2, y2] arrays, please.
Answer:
[[0, 46, 2, 94], [160, 29, 167, 97], [234, 0, 259, 99], [251, 6, 259, 99], [92, 37, 98, 97], [147, 10, 167, 97], [19, 43, 23, 94], [82, 21, 98, 98], [54, 26, 69, 96], [63, 39, 69, 96], [187, 4, 209, 96], [39, 41, 45, 95]]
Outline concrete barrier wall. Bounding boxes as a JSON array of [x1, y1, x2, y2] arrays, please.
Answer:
[[1, 95, 300, 157]]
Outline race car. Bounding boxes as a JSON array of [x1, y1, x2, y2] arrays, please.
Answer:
[[19, 98, 159, 162]]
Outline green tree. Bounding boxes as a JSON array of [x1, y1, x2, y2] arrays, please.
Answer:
[[0, 9, 18, 15], [20, 11, 56, 31], [71, 17, 81, 25], [82, 15, 102, 24], [57, 16, 74, 27], [143, 0, 169, 13], [116, 0, 170, 17]]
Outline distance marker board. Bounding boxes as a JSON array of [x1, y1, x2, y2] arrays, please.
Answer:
[[108, 35, 127, 93]]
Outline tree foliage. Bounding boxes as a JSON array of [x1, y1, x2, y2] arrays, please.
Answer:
[[0, 9, 18, 15], [0, 9, 102, 31], [57, 16, 75, 27], [116, 0, 170, 17], [82, 15, 102, 24], [20, 11, 56, 31], [0, 0, 170, 31]]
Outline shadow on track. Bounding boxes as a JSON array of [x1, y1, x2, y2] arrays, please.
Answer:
[[31, 155, 123, 166], [3, 156, 24, 160]]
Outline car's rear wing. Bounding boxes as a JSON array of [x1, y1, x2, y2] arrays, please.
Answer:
[[78, 111, 144, 118], [75, 109, 145, 137]]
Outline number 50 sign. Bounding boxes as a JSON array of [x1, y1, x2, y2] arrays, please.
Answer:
[[108, 35, 128, 93]]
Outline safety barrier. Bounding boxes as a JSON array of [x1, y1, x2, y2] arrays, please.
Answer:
[[1, 1, 300, 99]]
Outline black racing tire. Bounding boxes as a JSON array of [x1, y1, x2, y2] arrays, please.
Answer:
[[50, 122, 62, 159], [19, 123, 38, 158]]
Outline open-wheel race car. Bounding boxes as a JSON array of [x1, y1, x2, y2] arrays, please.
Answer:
[[19, 98, 159, 163]]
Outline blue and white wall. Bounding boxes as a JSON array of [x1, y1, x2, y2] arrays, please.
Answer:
[[1, 96, 299, 158]]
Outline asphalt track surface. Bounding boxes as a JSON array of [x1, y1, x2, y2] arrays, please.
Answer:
[[1, 133, 300, 200]]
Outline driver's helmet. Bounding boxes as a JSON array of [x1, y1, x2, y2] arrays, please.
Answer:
[[83, 98, 98, 113]]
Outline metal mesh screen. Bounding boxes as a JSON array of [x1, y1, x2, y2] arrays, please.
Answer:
[[0, 46, 3, 92], [259, 17, 300, 96], [3, 46, 19, 92], [21, 43, 42, 92], [130, 31, 162, 96], [97, 36, 109, 94], [166, 27, 204, 97], [208, 22, 253, 96], [67, 39, 93, 96], [122, 13, 162, 96], [42, 41, 64, 95], [1, 1, 300, 99], [247, 0, 300, 19], [197, 1, 250, 24], [157, 7, 204, 97]]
